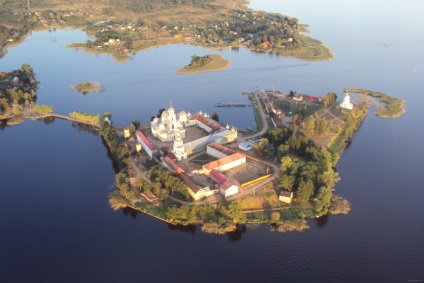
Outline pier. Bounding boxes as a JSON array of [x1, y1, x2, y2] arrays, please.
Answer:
[[214, 102, 250, 107]]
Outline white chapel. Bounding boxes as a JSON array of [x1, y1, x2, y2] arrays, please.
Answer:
[[340, 93, 354, 110]]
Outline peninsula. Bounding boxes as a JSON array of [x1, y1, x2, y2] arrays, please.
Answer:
[[0, 0, 333, 62], [1, 64, 406, 234], [177, 54, 230, 74], [343, 88, 405, 118]]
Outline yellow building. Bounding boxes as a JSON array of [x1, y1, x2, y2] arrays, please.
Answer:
[[279, 190, 293, 204], [124, 129, 131, 139]]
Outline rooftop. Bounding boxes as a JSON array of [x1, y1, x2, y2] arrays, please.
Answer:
[[203, 152, 246, 171], [136, 131, 158, 151], [163, 156, 185, 174], [190, 114, 224, 133], [207, 142, 237, 156], [180, 173, 201, 194]]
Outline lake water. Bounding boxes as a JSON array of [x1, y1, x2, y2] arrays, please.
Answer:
[[1, 0, 423, 282]]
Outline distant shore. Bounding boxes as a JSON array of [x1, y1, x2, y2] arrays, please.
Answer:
[[177, 54, 231, 74]]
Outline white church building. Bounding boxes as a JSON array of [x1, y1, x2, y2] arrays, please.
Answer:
[[151, 100, 190, 142], [150, 100, 238, 161], [340, 93, 354, 110]]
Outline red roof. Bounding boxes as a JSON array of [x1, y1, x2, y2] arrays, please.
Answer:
[[180, 173, 200, 194], [272, 116, 283, 127], [263, 40, 271, 46], [203, 153, 246, 171], [305, 95, 323, 102], [209, 169, 228, 185], [207, 142, 237, 156], [163, 156, 185, 174], [190, 114, 223, 133], [220, 180, 235, 191], [136, 131, 157, 151]]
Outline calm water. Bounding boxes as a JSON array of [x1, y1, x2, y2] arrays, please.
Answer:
[[1, 0, 424, 282]]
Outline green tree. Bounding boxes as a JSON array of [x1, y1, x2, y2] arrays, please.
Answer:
[[228, 201, 246, 223], [304, 118, 315, 134], [296, 178, 314, 202], [270, 212, 281, 224], [211, 111, 219, 122]]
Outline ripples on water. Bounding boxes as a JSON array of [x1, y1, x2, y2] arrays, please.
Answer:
[[1, 0, 424, 281]]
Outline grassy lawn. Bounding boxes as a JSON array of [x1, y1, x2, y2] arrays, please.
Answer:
[[239, 183, 281, 210]]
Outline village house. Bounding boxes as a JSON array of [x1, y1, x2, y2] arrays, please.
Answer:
[[279, 190, 293, 204]]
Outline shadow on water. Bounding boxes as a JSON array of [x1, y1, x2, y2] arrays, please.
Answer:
[[101, 136, 120, 174], [227, 224, 247, 241], [314, 214, 329, 228], [42, 116, 55, 124], [122, 206, 140, 219], [0, 120, 8, 130], [71, 121, 100, 136], [167, 224, 197, 235]]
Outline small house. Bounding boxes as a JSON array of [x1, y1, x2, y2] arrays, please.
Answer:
[[279, 190, 293, 204]]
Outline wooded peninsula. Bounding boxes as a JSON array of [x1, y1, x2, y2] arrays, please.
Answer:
[[1, 0, 333, 62]]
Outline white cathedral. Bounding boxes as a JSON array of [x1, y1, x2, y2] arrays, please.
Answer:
[[340, 93, 354, 110], [151, 100, 238, 161], [151, 100, 191, 142]]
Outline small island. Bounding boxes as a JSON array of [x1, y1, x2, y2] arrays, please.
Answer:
[[177, 54, 230, 74], [71, 81, 103, 94]]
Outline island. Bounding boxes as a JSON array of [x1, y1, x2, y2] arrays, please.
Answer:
[[177, 54, 231, 74], [71, 81, 103, 94], [0, 0, 333, 62], [1, 62, 407, 234]]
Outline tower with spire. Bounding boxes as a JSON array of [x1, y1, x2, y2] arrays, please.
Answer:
[[151, 99, 187, 142]]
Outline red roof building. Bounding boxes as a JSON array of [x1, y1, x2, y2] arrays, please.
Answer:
[[203, 152, 246, 172], [207, 142, 237, 157], [136, 131, 158, 158], [271, 116, 283, 127], [162, 156, 185, 174], [209, 169, 228, 185], [189, 114, 223, 133], [305, 95, 323, 103]]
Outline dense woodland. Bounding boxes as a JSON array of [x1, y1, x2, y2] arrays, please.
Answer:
[[0, 64, 38, 117]]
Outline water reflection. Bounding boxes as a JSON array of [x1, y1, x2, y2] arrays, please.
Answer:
[[122, 206, 139, 219], [0, 120, 8, 130], [167, 224, 197, 235], [314, 215, 329, 228], [42, 116, 55, 124], [227, 224, 247, 241], [71, 121, 100, 136], [101, 136, 120, 173]]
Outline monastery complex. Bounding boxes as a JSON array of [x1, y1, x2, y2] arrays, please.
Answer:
[[136, 100, 255, 201]]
